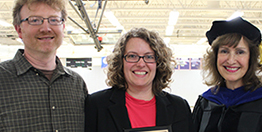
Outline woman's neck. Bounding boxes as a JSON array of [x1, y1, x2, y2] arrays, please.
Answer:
[[126, 86, 154, 101], [225, 80, 244, 90]]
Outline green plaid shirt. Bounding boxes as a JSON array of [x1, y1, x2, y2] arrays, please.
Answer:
[[0, 49, 88, 132]]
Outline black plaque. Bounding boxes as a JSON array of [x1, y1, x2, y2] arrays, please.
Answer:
[[124, 125, 172, 132]]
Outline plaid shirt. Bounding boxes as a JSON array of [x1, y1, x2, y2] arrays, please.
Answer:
[[0, 49, 88, 132]]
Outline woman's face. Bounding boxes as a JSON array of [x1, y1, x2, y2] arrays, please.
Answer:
[[217, 37, 250, 89], [123, 38, 157, 90]]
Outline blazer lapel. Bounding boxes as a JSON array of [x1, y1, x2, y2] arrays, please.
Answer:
[[156, 93, 173, 126], [108, 88, 131, 131]]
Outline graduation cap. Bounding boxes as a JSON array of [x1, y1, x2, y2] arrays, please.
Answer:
[[206, 17, 261, 46]]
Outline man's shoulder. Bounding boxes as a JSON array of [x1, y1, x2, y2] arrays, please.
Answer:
[[0, 59, 15, 73], [62, 66, 82, 77], [0, 59, 13, 66]]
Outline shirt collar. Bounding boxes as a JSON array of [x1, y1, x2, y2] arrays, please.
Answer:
[[13, 49, 72, 76]]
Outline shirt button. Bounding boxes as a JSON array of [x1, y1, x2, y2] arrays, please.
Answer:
[[36, 73, 39, 76], [52, 106, 56, 110], [55, 130, 59, 132]]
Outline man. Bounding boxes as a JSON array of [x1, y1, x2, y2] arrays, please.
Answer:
[[0, 0, 88, 131]]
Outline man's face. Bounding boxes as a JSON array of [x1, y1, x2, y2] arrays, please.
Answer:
[[15, 3, 65, 56]]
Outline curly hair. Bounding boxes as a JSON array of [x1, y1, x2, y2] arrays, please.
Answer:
[[106, 27, 176, 95], [202, 33, 262, 91], [12, 0, 67, 26]]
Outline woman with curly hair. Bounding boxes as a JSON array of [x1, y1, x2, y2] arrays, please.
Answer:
[[192, 17, 262, 132], [85, 27, 193, 132]]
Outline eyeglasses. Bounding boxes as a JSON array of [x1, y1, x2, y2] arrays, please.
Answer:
[[123, 54, 157, 63], [20, 16, 64, 26]]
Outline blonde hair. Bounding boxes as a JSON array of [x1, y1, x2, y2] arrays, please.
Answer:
[[13, 0, 67, 26]]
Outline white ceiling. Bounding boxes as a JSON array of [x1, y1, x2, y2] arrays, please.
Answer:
[[0, 0, 262, 59]]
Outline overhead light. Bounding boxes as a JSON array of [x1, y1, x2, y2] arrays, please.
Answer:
[[165, 10, 179, 36], [104, 10, 126, 32], [0, 20, 12, 27], [227, 10, 244, 21], [166, 25, 174, 35], [168, 10, 179, 26], [104, 10, 122, 28]]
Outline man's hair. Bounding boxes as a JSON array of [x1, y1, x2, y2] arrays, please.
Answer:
[[12, 0, 67, 26]]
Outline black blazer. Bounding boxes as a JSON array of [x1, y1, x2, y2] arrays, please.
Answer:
[[85, 87, 193, 132]]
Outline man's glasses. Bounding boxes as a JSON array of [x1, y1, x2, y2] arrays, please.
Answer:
[[123, 54, 157, 63], [20, 16, 64, 26]]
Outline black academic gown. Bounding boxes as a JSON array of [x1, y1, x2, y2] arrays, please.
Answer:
[[85, 86, 193, 132], [192, 96, 262, 132]]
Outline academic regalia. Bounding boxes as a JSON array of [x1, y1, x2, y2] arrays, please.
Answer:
[[192, 86, 262, 132]]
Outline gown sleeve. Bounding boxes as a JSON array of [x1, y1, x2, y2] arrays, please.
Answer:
[[192, 95, 204, 132]]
